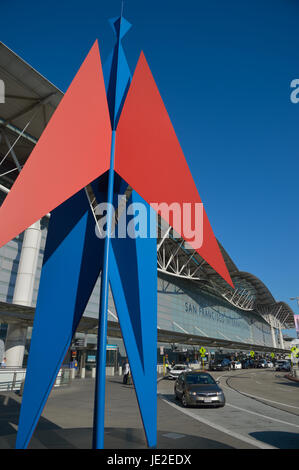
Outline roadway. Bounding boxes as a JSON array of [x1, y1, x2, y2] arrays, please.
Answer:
[[158, 368, 299, 449], [0, 369, 298, 449]]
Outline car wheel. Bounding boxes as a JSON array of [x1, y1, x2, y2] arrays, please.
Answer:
[[181, 393, 189, 408]]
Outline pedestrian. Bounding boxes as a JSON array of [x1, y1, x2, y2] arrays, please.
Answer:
[[123, 358, 130, 384], [165, 357, 170, 373], [1, 357, 6, 368]]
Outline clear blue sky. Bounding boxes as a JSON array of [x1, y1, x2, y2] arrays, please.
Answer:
[[1, 1, 298, 335]]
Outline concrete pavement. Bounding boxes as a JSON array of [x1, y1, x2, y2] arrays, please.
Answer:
[[0, 375, 257, 449]]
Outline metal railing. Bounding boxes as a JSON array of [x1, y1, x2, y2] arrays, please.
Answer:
[[0, 367, 71, 393]]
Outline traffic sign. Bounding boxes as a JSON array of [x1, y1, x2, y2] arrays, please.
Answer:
[[250, 351, 255, 358], [199, 347, 206, 357], [270, 352, 274, 358]]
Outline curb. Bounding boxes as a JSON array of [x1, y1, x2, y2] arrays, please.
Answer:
[[157, 374, 168, 383], [285, 374, 299, 383]]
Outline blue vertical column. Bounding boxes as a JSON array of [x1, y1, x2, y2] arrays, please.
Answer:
[[92, 15, 132, 449], [93, 131, 116, 449]]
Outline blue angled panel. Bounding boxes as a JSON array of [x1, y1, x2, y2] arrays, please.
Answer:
[[109, 189, 157, 448], [16, 188, 104, 449], [104, 16, 132, 129]]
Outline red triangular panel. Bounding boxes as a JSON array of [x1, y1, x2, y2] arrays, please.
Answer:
[[0, 40, 111, 249], [115, 52, 233, 287]]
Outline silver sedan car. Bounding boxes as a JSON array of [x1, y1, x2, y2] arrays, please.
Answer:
[[174, 371, 225, 407]]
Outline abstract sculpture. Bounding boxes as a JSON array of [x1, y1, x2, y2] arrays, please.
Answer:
[[0, 15, 232, 449]]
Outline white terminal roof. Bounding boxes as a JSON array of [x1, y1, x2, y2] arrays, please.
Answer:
[[0, 41, 295, 331], [0, 41, 63, 188]]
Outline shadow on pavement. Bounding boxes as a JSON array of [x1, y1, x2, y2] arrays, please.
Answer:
[[107, 378, 134, 389], [274, 380, 299, 388], [0, 392, 62, 449], [250, 431, 299, 449], [2, 426, 236, 449], [0, 392, 233, 449]]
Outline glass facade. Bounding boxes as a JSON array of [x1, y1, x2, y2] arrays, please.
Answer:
[[0, 192, 24, 304], [156, 273, 273, 348]]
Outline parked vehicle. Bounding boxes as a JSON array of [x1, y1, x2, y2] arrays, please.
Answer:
[[231, 361, 242, 370], [276, 360, 291, 372], [168, 364, 191, 379], [174, 371, 225, 407], [241, 359, 254, 369], [209, 358, 231, 371], [257, 359, 268, 368], [266, 361, 274, 368]]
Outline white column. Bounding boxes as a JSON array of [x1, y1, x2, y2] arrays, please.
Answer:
[[279, 327, 284, 350], [5, 221, 42, 367], [271, 325, 277, 349]]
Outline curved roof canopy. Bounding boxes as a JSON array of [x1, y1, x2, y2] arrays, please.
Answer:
[[0, 41, 63, 189], [157, 223, 295, 329]]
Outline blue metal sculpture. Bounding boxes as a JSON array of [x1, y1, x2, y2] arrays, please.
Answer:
[[15, 14, 157, 450]]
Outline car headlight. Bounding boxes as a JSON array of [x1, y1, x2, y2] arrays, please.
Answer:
[[190, 391, 197, 396], [216, 391, 223, 396]]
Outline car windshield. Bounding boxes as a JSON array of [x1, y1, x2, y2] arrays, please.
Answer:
[[186, 374, 216, 385]]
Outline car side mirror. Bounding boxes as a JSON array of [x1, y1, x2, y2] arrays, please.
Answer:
[[216, 380, 220, 384]]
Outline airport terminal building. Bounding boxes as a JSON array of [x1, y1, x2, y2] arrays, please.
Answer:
[[0, 42, 295, 368]]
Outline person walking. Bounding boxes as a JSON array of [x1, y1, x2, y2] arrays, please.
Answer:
[[123, 358, 130, 384]]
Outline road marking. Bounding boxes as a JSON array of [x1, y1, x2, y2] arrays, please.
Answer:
[[277, 387, 292, 393], [158, 395, 276, 449], [221, 384, 299, 410], [225, 403, 299, 429]]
